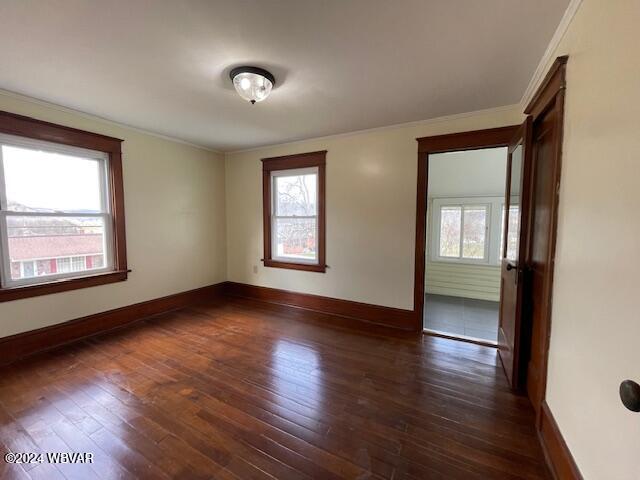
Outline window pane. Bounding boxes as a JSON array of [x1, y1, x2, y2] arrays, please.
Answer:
[[439, 206, 461, 257], [274, 217, 317, 261], [275, 173, 317, 216], [3, 144, 103, 213], [22, 261, 35, 278], [506, 205, 520, 260], [5, 215, 107, 281], [462, 206, 487, 259]]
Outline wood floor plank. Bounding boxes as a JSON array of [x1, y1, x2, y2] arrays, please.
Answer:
[[0, 296, 550, 479]]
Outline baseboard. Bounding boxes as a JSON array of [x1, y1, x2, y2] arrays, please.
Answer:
[[223, 281, 417, 331], [539, 401, 583, 480], [0, 282, 226, 366]]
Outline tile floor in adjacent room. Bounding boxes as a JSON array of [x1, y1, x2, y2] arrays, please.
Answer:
[[424, 293, 499, 343]]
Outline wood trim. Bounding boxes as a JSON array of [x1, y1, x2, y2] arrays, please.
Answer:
[[0, 283, 226, 366], [110, 151, 128, 272], [261, 150, 327, 273], [261, 150, 327, 171], [525, 56, 568, 118], [417, 126, 519, 154], [539, 402, 583, 480], [0, 110, 128, 301], [223, 281, 416, 331], [263, 259, 326, 272], [525, 57, 568, 422], [0, 269, 129, 303], [413, 125, 519, 332], [0, 110, 123, 153]]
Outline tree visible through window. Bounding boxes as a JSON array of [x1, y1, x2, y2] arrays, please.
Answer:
[[273, 169, 318, 262], [438, 204, 488, 261], [500, 205, 520, 260]]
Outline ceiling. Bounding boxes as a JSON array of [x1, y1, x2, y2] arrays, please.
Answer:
[[0, 0, 570, 152]]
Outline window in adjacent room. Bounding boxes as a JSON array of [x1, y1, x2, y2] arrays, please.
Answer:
[[262, 151, 326, 272], [0, 111, 127, 301], [500, 204, 520, 260], [433, 200, 491, 263]]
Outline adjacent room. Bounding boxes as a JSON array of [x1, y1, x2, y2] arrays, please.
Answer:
[[424, 147, 507, 343], [0, 1, 638, 479]]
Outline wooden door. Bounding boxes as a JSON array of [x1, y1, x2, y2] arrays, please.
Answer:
[[498, 118, 532, 389]]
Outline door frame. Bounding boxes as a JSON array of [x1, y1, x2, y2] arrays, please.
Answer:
[[523, 56, 568, 419], [413, 126, 519, 333]]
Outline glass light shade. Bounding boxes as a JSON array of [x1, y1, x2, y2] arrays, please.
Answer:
[[232, 71, 273, 104]]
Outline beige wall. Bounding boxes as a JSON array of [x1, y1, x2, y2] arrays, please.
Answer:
[[542, 1, 640, 478], [0, 92, 227, 339], [225, 107, 522, 310]]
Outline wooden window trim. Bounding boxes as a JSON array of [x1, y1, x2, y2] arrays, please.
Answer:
[[262, 150, 326, 273], [0, 110, 128, 302]]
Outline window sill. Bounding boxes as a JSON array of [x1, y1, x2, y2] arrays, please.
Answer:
[[263, 259, 326, 273], [0, 269, 130, 303]]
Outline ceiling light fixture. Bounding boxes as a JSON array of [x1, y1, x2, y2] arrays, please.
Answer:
[[230, 66, 275, 104]]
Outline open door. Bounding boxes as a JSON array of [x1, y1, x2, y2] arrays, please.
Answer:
[[498, 117, 532, 389]]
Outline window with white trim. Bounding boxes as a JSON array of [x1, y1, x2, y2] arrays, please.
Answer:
[[0, 133, 113, 288], [271, 167, 319, 264], [430, 196, 505, 265], [436, 203, 489, 261]]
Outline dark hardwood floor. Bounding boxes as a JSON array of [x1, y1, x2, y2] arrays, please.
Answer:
[[0, 296, 550, 479]]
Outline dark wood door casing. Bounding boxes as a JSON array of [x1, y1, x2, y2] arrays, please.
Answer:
[[522, 56, 567, 417], [413, 126, 519, 332]]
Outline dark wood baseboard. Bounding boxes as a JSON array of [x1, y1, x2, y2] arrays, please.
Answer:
[[0, 283, 226, 366], [223, 282, 416, 331], [539, 401, 583, 480]]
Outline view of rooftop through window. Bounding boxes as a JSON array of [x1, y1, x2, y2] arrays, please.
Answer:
[[0, 140, 110, 284]]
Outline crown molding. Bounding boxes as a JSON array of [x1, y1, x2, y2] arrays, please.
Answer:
[[520, 0, 583, 110], [0, 88, 223, 155], [225, 104, 521, 156]]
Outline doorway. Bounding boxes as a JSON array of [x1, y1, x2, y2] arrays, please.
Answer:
[[413, 58, 567, 419], [423, 147, 509, 345]]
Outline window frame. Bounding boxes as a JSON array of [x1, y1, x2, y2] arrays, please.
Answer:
[[0, 110, 128, 302], [262, 150, 326, 273], [430, 196, 504, 266]]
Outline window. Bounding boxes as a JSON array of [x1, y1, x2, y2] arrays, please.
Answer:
[[436, 203, 489, 262], [0, 110, 127, 302], [262, 151, 326, 272], [500, 204, 520, 260], [430, 196, 506, 265]]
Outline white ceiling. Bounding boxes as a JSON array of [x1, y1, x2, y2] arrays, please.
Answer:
[[429, 148, 507, 197], [0, 0, 570, 152]]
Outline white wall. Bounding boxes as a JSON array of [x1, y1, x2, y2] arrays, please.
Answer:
[[225, 107, 522, 310], [0, 92, 227, 339], [541, 1, 640, 478]]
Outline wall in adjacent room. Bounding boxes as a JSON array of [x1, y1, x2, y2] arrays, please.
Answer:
[[0, 91, 227, 338], [539, 0, 640, 478], [225, 106, 522, 310]]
